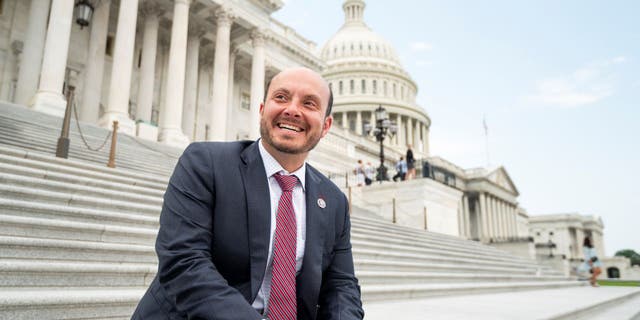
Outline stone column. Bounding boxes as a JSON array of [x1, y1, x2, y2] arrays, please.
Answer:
[[135, 2, 161, 123], [159, 0, 192, 146], [226, 47, 237, 128], [209, 8, 234, 141], [511, 205, 518, 238], [182, 24, 204, 141], [29, 0, 74, 116], [479, 193, 489, 241], [355, 111, 362, 135], [249, 29, 266, 139], [15, 0, 51, 106], [341, 112, 348, 129], [396, 114, 403, 146], [369, 111, 375, 133], [99, 0, 140, 134], [407, 118, 414, 147], [423, 124, 430, 156], [498, 200, 506, 238], [79, 0, 110, 123], [463, 195, 471, 238]]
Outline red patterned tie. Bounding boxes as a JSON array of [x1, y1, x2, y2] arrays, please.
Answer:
[[268, 174, 298, 320]]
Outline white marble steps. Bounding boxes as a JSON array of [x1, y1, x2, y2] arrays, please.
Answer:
[[0, 128, 176, 177], [0, 259, 155, 287], [355, 257, 548, 275], [585, 290, 640, 320], [0, 236, 157, 263], [0, 158, 165, 198], [0, 171, 163, 207], [0, 198, 159, 228], [356, 270, 567, 285], [0, 287, 143, 320], [0, 213, 156, 245], [361, 280, 583, 302], [0, 144, 168, 188]]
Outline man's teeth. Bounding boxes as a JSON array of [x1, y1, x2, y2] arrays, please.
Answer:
[[278, 123, 303, 132]]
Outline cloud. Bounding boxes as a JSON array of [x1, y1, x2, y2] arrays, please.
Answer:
[[525, 57, 626, 108], [409, 41, 433, 52]]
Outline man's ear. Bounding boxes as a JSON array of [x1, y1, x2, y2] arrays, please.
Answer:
[[259, 102, 264, 114], [321, 115, 333, 138]]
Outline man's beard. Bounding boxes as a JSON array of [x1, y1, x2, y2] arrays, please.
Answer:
[[260, 117, 323, 154]]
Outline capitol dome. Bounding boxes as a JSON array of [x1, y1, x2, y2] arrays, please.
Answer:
[[321, 0, 431, 156]]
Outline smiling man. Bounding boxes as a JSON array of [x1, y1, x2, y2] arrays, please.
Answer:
[[132, 67, 364, 320]]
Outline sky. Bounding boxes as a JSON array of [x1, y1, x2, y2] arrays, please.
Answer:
[[273, 0, 640, 256]]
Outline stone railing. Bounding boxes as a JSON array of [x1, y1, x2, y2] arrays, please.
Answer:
[[268, 18, 317, 52]]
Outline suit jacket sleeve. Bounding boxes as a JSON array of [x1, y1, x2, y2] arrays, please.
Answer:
[[155, 143, 262, 319], [317, 193, 365, 320]]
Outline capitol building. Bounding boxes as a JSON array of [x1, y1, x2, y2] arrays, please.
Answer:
[[0, 0, 638, 317]]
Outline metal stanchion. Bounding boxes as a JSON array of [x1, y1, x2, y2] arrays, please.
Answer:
[[107, 121, 118, 168], [55, 88, 75, 158], [392, 197, 396, 224], [424, 206, 428, 230]]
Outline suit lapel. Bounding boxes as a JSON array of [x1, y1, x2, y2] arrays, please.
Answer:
[[239, 141, 271, 302], [298, 167, 328, 294]]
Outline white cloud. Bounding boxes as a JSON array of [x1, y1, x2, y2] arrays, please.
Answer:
[[526, 57, 626, 108], [409, 41, 433, 52]]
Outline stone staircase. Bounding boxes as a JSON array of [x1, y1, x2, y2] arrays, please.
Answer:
[[1, 103, 637, 319]]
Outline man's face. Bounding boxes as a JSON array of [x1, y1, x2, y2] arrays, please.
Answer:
[[260, 68, 333, 155]]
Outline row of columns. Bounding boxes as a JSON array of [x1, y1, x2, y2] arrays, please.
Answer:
[[18, 0, 267, 146], [337, 110, 430, 155], [477, 193, 518, 241]]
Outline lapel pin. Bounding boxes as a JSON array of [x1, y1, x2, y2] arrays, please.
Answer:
[[317, 198, 326, 209]]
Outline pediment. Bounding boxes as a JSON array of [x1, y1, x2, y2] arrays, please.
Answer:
[[487, 167, 519, 196]]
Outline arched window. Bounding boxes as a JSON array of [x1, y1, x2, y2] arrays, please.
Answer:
[[361, 79, 366, 94], [350, 80, 354, 94], [373, 80, 377, 94], [383, 81, 387, 96], [339, 81, 343, 95]]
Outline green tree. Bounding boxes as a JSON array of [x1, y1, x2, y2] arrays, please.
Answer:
[[615, 249, 640, 266]]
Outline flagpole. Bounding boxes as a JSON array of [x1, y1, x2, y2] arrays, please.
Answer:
[[483, 114, 490, 167]]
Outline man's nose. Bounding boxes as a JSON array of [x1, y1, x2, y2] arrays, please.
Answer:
[[282, 99, 302, 117]]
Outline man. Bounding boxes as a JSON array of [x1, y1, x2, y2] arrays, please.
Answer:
[[132, 67, 364, 320], [392, 156, 407, 182]]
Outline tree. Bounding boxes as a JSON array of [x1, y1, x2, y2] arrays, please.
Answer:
[[615, 249, 640, 266]]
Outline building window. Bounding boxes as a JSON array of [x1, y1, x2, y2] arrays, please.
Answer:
[[339, 81, 343, 94], [393, 83, 396, 98], [383, 81, 387, 96], [361, 79, 366, 94], [401, 86, 405, 100], [373, 80, 377, 94], [350, 80, 354, 94], [240, 92, 250, 110]]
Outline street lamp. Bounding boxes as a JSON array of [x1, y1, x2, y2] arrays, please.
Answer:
[[364, 105, 397, 182], [74, 0, 96, 29]]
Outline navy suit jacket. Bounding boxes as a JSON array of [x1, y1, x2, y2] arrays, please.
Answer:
[[132, 140, 364, 320]]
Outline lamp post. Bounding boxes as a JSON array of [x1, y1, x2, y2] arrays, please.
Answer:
[[74, 0, 97, 29], [364, 105, 397, 183]]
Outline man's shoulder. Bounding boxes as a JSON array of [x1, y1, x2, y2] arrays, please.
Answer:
[[185, 140, 254, 156], [306, 164, 345, 199]]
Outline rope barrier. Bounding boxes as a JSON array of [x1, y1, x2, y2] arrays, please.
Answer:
[[71, 97, 111, 152]]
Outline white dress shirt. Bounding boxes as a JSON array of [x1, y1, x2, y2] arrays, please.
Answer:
[[252, 140, 307, 312]]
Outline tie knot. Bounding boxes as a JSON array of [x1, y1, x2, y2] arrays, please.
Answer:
[[274, 173, 298, 192]]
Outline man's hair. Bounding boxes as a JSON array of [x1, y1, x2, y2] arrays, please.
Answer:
[[583, 236, 593, 248], [263, 77, 334, 118]]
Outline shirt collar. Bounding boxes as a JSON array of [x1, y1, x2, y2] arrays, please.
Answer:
[[258, 139, 306, 191]]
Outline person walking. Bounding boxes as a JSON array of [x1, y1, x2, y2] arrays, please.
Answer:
[[392, 156, 407, 182], [405, 145, 415, 180], [354, 159, 365, 186], [582, 236, 602, 287]]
